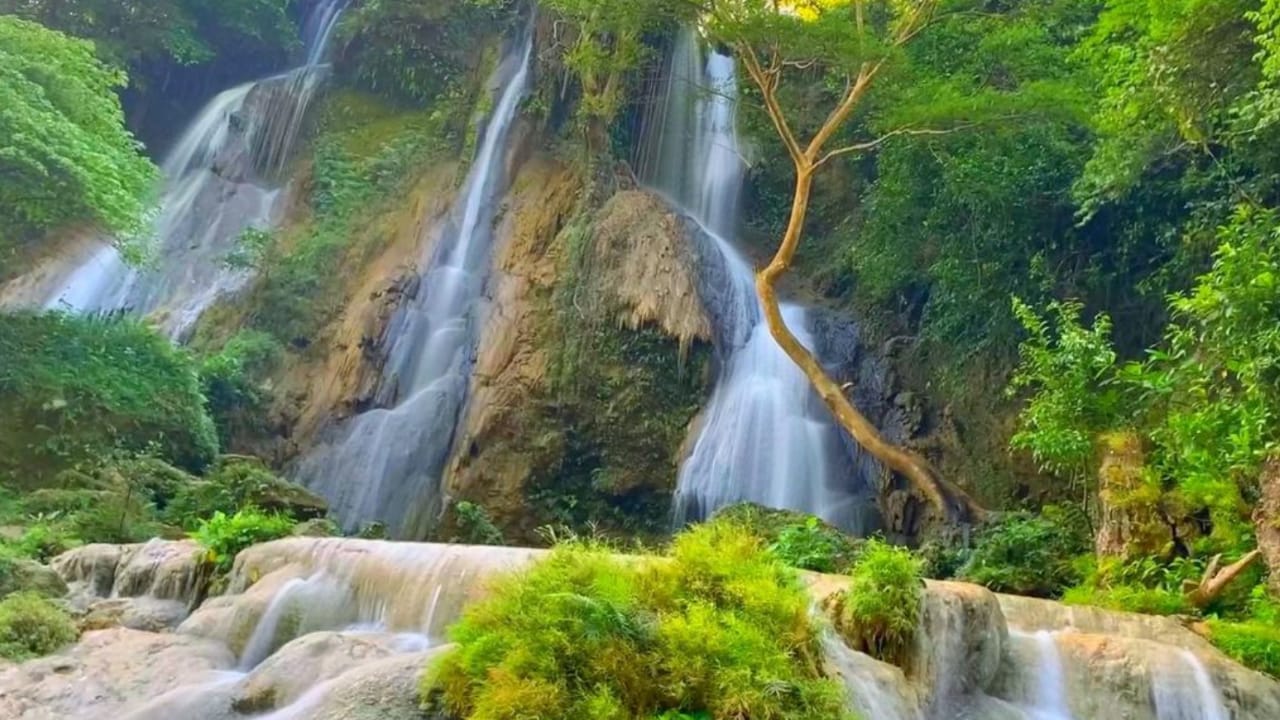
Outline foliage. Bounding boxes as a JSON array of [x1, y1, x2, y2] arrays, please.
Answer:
[[1008, 300, 1121, 483], [198, 330, 282, 448], [1207, 618, 1280, 678], [1062, 555, 1201, 616], [0, 312, 218, 485], [0, 591, 78, 661], [244, 91, 455, 343], [712, 504, 862, 574], [424, 522, 850, 719], [453, 501, 505, 546], [834, 540, 923, 667], [336, 0, 509, 107], [542, 0, 689, 139], [0, 16, 156, 256], [958, 509, 1091, 598], [0, 0, 296, 74], [191, 507, 294, 573], [165, 457, 324, 530]]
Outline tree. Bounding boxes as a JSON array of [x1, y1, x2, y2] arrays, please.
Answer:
[[542, 0, 694, 149], [0, 15, 156, 256], [705, 0, 986, 522]]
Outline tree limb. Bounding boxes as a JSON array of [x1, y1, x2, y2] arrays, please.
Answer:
[[814, 123, 980, 167], [1185, 550, 1262, 609]]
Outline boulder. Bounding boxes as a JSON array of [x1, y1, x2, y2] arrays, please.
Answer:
[[54, 540, 210, 613], [0, 628, 234, 720], [79, 597, 189, 633], [232, 631, 429, 713]]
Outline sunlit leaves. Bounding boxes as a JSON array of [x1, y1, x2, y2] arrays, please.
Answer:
[[0, 16, 156, 250]]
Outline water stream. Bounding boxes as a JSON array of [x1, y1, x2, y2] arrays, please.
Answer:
[[37, 0, 348, 339], [291, 30, 535, 538], [1152, 649, 1231, 720], [641, 29, 880, 531]]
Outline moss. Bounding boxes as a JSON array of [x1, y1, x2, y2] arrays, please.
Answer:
[[1206, 619, 1280, 678], [422, 522, 850, 719], [526, 322, 711, 539], [0, 591, 78, 661]]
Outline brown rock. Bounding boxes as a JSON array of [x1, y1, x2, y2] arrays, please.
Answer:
[[1253, 454, 1280, 598]]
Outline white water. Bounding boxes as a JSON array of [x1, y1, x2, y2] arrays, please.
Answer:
[[292, 32, 535, 538], [36, 0, 347, 338], [645, 29, 879, 531], [1009, 630, 1074, 720], [1153, 649, 1230, 720]]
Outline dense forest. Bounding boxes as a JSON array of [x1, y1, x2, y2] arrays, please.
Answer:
[[3, 0, 1280, 718]]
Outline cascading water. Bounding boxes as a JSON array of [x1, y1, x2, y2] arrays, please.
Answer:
[[642, 29, 880, 531], [1008, 630, 1074, 720], [291, 30, 535, 538], [1152, 649, 1231, 720], [36, 0, 348, 339]]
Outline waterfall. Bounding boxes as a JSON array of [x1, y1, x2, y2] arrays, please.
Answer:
[[1152, 649, 1230, 720], [641, 29, 880, 531], [1007, 630, 1074, 720], [36, 0, 348, 339], [291, 30, 535, 538]]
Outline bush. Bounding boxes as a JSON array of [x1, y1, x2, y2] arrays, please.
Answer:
[[10, 524, 78, 563], [424, 521, 850, 719], [958, 509, 1091, 598], [198, 330, 282, 447], [192, 507, 295, 573], [711, 503, 862, 573], [165, 457, 326, 530], [0, 592, 78, 661], [1206, 619, 1280, 678], [0, 312, 218, 484], [453, 501, 505, 546], [832, 540, 923, 667]]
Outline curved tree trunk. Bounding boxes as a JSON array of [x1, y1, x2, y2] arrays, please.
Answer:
[[756, 167, 985, 525]]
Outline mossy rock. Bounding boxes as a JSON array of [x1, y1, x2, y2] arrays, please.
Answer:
[[292, 518, 342, 537], [0, 557, 68, 600]]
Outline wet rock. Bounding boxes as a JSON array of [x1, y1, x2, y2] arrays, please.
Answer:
[[233, 631, 427, 712], [54, 539, 210, 613], [78, 597, 189, 633], [0, 628, 233, 720]]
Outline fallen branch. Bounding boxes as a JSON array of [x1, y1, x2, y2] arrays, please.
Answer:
[[1185, 550, 1262, 609]]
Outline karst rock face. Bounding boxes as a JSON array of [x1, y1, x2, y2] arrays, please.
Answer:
[[3, 537, 1277, 720]]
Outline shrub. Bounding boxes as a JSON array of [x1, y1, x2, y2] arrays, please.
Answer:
[[453, 501, 505, 546], [1206, 619, 1280, 678], [0, 592, 78, 661], [165, 457, 325, 529], [958, 509, 1090, 598], [424, 522, 850, 719], [11, 523, 78, 563], [198, 331, 282, 447], [192, 507, 295, 573], [0, 312, 218, 484], [832, 540, 923, 667], [712, 503, 862, 573]]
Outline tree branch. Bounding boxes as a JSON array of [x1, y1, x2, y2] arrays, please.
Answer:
[[739, 40, 804, 166], [814, 123, 979, 167]]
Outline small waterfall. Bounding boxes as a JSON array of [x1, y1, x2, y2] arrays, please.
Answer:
[[291, 29, 534, 538], [1152, 649, 1230, 720], [642, 29, 879, 531], [37, 0, 348, 339], [1008, 630, 1074, 720]]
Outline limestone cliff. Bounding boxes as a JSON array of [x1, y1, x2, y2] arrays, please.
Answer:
[[442, 178, 715, 543]]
